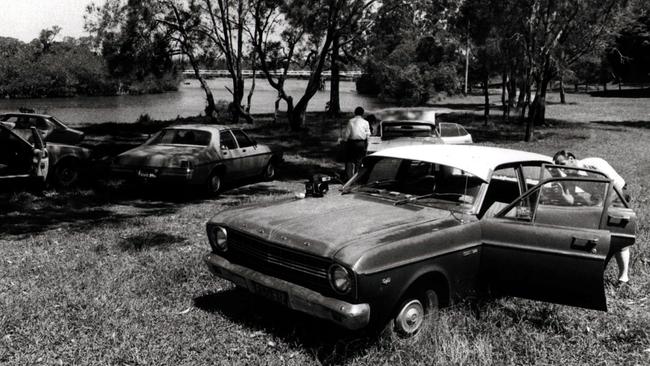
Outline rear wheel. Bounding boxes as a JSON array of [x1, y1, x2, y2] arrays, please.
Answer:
[[206, 171, 222, 195], [52, 159, 80, 188], [262, 161, 276, 180]]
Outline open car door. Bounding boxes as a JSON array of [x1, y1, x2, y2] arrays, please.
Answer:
[[0, 126, 48, 181], [480, 165, 616, 310]]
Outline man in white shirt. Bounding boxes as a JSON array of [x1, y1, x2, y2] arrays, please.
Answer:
[[553, 150, 631, 283], [342, 106, 371, 179]]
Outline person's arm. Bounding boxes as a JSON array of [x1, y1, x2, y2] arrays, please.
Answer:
[[363, 121, 371, 139]]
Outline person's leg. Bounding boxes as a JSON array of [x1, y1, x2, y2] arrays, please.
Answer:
[[615, 247, 631, 283], [345, 161, 354, 180]]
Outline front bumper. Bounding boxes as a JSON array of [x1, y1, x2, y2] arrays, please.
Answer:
[[204, 253, 371, 330]]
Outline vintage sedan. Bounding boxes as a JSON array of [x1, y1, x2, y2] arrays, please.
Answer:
[[367, 109, 472, 154], [203, 145, 636, 337], [111, 125, 282, 193], [0, 124, 91, 187], [0, 112, 84, 145]]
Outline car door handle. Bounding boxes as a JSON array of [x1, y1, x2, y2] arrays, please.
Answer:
[[571, 235, 599, 251], [608, 213, 630, 226]]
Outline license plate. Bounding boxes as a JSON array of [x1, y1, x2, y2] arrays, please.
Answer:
[[137, 170, 157, 179], [251, 282, 288, 305]]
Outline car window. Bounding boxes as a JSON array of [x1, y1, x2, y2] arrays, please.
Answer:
[[351, 157, 483, 212], [219, 130, 238, 149], [457, 125, 469, 136], [381, 123, 433, 139], [480, 167, 521, 218], [521, 165, 542, 189], [438, 123, 460, 137], [150, 129, 211, 146], [0, 116, 19, 123], [499, 179, 609, 228], [232, 129, 255, 148]]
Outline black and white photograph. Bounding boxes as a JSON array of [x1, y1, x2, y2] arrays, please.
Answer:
[[1, 0, 649, 364]]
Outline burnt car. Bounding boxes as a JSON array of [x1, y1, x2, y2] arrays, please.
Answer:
[[0, 112, 84, 145], [367, 109, 471, 154], [0, 124, 91, 187], [111, 125, 282, 194], [204, 145, 636, 337]]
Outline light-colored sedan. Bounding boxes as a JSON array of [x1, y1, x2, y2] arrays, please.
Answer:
[[111, 125, 282, 194], [366, 109, 472, 154]]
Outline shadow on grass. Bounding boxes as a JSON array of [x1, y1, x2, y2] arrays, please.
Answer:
[[593, 121, 650, 129], [118, 231, 187, 251], [589, 88, 650, 98], [194, 290, 375, 365]]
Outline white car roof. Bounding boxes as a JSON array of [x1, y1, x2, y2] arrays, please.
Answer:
[[370, 145, 552, 181]]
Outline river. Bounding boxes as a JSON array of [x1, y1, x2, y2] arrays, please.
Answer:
[[0, 79, 383, 125]]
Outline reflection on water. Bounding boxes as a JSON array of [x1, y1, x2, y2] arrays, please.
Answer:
[[0, 79, 383, 125]]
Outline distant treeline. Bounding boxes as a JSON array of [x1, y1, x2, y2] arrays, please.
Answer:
[[0, 30, 179, 99]]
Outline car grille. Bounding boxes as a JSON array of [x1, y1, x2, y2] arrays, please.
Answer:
[[225, 229, 333, 294]]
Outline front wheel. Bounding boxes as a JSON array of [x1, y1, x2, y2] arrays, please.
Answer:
[[387, 289, 439, 339]]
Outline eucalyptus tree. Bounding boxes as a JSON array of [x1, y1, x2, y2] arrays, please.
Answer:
[[251, 0, 376, 130]]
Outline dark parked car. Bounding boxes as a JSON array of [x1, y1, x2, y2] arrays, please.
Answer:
[[0, 124, 91, 187], [204, 145, 636, 337], [111, 125, 283, 193], [0, 113, 84, 145]]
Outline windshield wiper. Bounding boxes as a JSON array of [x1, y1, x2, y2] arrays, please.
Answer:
[[394, 192, 437, 206], [394, 192, 464, 206]]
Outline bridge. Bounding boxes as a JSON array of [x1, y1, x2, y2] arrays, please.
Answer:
[[182, 69, 362, 80]]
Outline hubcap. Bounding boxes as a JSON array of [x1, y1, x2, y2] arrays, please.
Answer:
[[395, 299, 424, 335], [210, 175, 220, 192], [266, 163, 274, 178]]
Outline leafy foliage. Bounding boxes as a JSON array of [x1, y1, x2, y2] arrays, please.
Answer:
[[360, 0, 463, 105], [0, 35, 118, 98]]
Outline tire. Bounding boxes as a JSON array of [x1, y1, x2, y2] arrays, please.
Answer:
[[52, 159, 81, 188], [262, 161, 276, 180], [386, 289, 439, 339], [206, 171, 222, 195]]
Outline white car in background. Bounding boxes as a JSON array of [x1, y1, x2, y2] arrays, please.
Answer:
[[367, 109, 472, 154]]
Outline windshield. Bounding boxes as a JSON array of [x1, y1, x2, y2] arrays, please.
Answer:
[[344, 156, 485, 212], [381, 122, 434, 139], [149, 129, 211, 146]]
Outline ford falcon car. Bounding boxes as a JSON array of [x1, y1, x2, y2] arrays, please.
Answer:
[[111, 125, 283, 194], [204, 145, 635, 337]]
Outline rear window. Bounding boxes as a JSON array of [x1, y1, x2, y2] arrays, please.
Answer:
[[150, 129, 211, 146]]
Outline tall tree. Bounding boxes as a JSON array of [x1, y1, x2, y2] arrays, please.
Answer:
[[521, 0, 635, 141], [252, 0, 375, 130]]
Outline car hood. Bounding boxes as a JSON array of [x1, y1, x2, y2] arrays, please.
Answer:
[[212, 193, 463, 265], [115, 144, 209, 167]]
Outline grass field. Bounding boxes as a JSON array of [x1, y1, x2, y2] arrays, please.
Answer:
[[1, 92, 649, 365]]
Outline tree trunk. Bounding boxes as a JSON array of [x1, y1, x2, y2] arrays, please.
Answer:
[[560, 75, 566, 104], [483, 74, 489, 125], [501, 71, 508, 121], [525, 76, 550, 141], [328, 36, 341, 116], [464, 32, 470, 95]]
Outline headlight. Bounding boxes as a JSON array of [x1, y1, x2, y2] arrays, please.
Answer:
[[208, 226, 228, 252], [329, 264, 352, 294]]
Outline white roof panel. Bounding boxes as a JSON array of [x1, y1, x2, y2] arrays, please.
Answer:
[[370, 145, 552, 181]]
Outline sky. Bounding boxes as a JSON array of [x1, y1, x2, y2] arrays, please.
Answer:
[[0, 0, 92, 42]]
